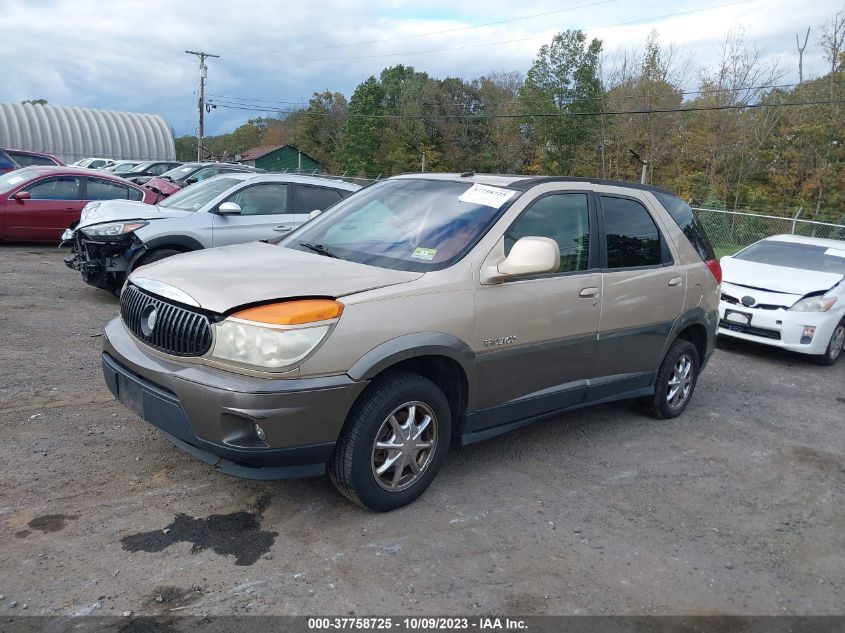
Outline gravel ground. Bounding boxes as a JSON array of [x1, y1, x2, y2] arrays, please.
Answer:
[[0, 244, 843, 616]]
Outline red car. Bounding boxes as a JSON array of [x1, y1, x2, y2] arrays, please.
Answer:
[[0, 166, 156, 242], [5, 149, 65, 167]]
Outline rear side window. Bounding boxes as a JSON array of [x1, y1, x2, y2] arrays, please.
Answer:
[[505, 193, 591, 273], [87, 178, 134, 201], [293, 185, 342, 213], [11, 154, 54, 167], [601, 195, 661, 268], [653, 192, 716, 262]]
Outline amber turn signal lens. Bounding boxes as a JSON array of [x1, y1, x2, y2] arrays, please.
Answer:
[[231, 300, 344, 325]]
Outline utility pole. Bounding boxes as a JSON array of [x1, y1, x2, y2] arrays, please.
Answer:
[[628, 149, 648, 184], [185, 50, 220, 162]]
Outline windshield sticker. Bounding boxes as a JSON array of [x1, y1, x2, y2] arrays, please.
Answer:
[[824, 248, 845, 259], [412, 247, 437, 260], [458, 183, 516, 209], [6, 175, 24, 185]]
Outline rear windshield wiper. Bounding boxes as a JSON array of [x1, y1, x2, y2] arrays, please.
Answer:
[[299, 242, 339, 259]]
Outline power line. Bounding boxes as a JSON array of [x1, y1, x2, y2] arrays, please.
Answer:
[[280, 0, 754, 62], [207, 80, 845, 113], [205, 98, 845, 118]]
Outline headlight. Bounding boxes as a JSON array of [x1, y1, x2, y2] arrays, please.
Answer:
[[210, 299, 343, 371], [790, 296, 837, 312], [83, 221, 149, 238]]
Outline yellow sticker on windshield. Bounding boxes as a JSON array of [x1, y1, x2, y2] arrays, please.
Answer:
[[412, 247, 437, 260]]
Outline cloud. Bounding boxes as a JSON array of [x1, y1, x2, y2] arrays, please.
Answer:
[[0, 0, 840, 137]]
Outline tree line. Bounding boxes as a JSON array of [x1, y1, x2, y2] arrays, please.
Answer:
[[176, 7, 845, 219]]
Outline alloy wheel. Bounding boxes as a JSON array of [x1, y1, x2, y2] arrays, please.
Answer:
[[830, 325, 845, 361], [371, 401, 438, 492], [666, 354, 694, 410]]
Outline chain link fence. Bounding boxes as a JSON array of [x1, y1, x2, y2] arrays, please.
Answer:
[[693, 208, 845, 258]]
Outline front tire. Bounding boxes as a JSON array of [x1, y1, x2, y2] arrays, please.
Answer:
[[812, 320, 845, 366], [134, 248, 182, 269], [640, 339, 700, 419], [329, 371, 451, 511]]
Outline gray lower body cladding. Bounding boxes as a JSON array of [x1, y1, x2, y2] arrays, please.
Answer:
[[102, 318, 369, 477]]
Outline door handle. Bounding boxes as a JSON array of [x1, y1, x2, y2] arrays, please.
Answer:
[[668, 277, 683, 287], [273, 225, 294, 232], [579, 287, 600, 298]]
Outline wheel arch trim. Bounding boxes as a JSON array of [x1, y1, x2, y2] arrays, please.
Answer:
[[346, 332, 478, 408]]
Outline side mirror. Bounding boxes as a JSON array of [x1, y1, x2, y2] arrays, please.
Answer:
[[185, 177, 198, 185], [14, 191, 31, 201], [217, 202, 242, 215], [307, 209, 322, 220], [482, 237, 560, 283]]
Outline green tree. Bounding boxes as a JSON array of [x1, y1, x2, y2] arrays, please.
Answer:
[[174, 135, 197, 161], [338, 77, 386, 175], [519, 30, 603, 174]]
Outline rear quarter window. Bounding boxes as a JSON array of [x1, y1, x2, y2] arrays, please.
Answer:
[[653, 192, 716, 262], [11, 154, 54, 167]]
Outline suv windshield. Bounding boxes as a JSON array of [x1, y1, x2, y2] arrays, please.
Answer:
[[735, 240, 845, 275], [282, 179, 520, 271], [159, 177, 241, 212]]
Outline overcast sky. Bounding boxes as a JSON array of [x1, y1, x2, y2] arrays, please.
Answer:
[[0, 0, 839, 137]]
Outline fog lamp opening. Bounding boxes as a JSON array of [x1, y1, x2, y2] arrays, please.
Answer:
[[254, 423, 267, 442], [801, 326, 816, 345]]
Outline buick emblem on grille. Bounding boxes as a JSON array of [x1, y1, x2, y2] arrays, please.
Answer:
[[140, 305, 158, 336], [741, 295, 756, 307]]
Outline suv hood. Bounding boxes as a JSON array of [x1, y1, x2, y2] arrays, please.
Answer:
[[128, 242, 424, 313], [77, 199, 191, 230], [721, 256, 843, 296]]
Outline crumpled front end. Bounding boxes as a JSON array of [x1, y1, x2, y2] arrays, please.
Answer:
[[64, 229, 144, 290]]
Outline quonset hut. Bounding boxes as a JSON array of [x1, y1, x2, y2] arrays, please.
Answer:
[[0, 102, 175, 163]]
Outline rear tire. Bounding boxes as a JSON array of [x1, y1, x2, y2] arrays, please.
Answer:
[[329, 371, 451, 511], [811, 320, 845, 366], [639, 339, 700, 419]]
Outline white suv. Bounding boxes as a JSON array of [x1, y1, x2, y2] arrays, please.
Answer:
[[64, 173, 360, 291]]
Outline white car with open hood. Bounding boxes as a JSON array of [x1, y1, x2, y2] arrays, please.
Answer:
[[718, 235, 845, 365]]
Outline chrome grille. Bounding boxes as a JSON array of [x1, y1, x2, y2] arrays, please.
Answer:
[[120, 284, 213, 357]]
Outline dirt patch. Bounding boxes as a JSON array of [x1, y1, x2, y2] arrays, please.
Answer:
[[789, 445, 845, 479], [121, 512, 278, 566], [143, 585, 203, 611], [28, 513, 78, 533]]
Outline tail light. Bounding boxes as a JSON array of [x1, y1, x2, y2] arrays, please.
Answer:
[[705, 259, 722, 284]]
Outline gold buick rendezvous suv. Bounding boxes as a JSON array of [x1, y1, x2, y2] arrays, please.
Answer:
[[103, 174, 721, 510]]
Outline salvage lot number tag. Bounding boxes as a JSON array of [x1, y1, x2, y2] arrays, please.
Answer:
[[458, 184, 516, 209]]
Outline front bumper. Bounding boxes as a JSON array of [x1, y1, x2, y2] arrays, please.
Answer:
[[717, 300, 840, 355], [102, 317, 369, 479], [64, 231, 141, 289]]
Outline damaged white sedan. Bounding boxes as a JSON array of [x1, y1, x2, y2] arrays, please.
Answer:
[[719, 235, 845, 365]]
